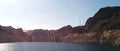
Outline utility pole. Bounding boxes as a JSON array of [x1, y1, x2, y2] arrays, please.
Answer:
[[79, 18, 81, 26]]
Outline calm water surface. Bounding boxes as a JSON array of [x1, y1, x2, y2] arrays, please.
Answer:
[[0, 42, 120, 51]]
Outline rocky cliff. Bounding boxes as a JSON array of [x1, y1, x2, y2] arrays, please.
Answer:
[[27, 25, 97, 43], [0, 6, 120, 45], [85, 6, 120, 32], [100, 30, 120, 46], [27, 25, 82, 42], [28, 6, 120, 43], [98, 7, 120, 46], [0, 25, 29, 42]]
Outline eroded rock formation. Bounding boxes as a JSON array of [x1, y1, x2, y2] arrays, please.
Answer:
[[0, 6, 120, 46], [0, 26, 29, 42]]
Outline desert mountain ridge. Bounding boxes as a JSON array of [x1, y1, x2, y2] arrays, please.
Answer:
[[0, 6, 120, 46]]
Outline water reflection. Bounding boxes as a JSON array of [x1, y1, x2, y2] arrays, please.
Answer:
[[0, 42, 119, 51], [0, 43, 14, 51]]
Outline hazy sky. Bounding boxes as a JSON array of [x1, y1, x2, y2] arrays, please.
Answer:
[[0, 0, 120, 30]]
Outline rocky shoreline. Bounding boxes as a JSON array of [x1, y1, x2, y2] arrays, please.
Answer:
[[0, 6, 120, 46]]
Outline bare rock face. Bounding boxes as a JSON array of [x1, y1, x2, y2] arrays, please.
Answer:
[[100, 30, 120, 46], [29, 29, 50, 42], [28, 6, 120, 44], [0, 26, 14, 43], [98, 7, 120, 45], [27, 25, 72, 42], [0, 26, 29, 42], [12, 28, 30, 42], [27, 25, 85, 42], [85, 6, 120, 32], [61, 6, 120, 44], [0, 6, 120, 44], [84, 6, 120, 45], [61, 33, 98, 43]]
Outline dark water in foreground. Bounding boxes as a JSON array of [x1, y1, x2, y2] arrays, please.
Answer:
[[0, 42, 120, 51]]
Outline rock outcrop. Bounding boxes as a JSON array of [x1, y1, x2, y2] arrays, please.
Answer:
[[0, 6, 120, 45], [60, 6, 120, 44], [27, 25, 97, 43], [100, 30, 120, 46], [60, 33, 97, 43], [97, 7, 120, 46], [26, 6, 120, 45], [27, 25, 83, 42], [0, 25, 29, 42]]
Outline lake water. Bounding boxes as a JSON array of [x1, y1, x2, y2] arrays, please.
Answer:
[[0, 42, 120, 51]]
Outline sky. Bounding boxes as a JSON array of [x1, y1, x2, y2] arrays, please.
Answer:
[[0, 0, 120, 30]]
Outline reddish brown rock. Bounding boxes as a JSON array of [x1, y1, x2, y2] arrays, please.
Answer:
[[0, 26, 29, 43], [0, 6, 120, 44], [85, 6, 120, 32]]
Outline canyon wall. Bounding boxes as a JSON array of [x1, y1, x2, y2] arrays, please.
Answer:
[[0, 6, 120, 46]]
